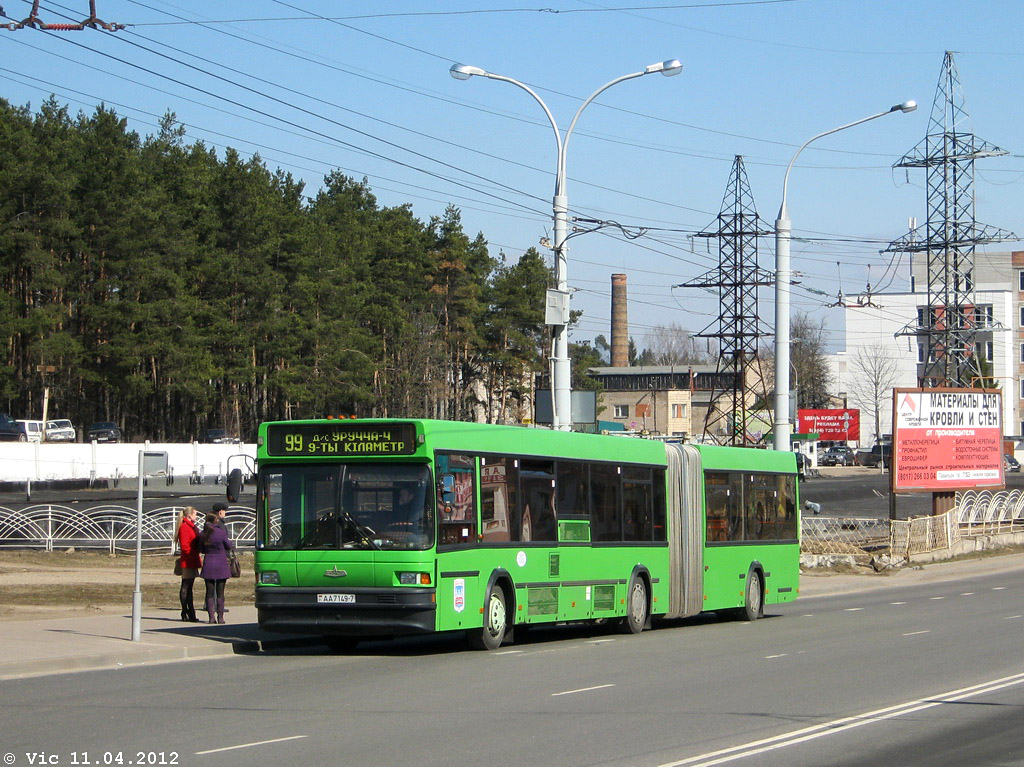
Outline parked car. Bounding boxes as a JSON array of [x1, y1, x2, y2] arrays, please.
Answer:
[[820, 446, 855, 466], [0, 412, 22, 441], [203, 428, 240, 444], [86, 421, 122, 443], [860, 444, 891, 469], [1004, 454, 1020, 473], [45, 419, 76, 442], [16, 419, 44, 442]]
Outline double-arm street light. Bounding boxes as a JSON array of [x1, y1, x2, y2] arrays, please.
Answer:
[[450, 59, 682, 430], [773, 100, 917, 453]]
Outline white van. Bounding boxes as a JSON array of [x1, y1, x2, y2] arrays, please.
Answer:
[[16, 419, 44, 442]]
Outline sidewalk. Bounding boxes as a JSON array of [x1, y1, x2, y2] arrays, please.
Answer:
[[2, 552, 1023, 680], [0, 605, 321, 680]]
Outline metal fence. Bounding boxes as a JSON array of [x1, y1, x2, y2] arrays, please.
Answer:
[[1, 493, 1021, 558], [0, 503, 256, 553], [801, 516, 891, 556]]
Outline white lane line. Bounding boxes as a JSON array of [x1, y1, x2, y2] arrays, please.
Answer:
[[961, 592, 974, 596], [656, 671, 1024, 767], [197, 735, 307, 755], [586, 639, 617, 645], [902, 630, 930, 636], [765, 654, 788, 659], [844, 607, 864, 612], [1004, 615, 1022, 620], [993, 587, 1007, 590], [929, 597, 945, 601], [552, 683, 615, 697], [890, 601, 906, 605], [495, 649, 524, 655]]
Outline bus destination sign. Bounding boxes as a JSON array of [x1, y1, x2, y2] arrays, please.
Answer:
[[266, 422, 418, 457]]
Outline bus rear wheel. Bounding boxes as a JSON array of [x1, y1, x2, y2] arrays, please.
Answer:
[[737, 571, 763, 622], [468, 586, 507, 650], [619, 576, 648, 634]]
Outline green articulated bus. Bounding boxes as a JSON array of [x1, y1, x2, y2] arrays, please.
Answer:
[[252, 418, 800, 651]]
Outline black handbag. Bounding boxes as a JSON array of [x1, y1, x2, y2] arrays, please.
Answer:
[[173, 558, 183, 576]]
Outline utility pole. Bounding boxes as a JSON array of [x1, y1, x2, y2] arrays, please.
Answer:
[[679, 156, 773, 445]]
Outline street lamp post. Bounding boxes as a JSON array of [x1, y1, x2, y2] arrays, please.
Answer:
[[451, 59, 682, 430], [773, 101, 917, 453]]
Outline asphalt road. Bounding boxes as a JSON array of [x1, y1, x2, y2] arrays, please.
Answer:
[[1, 566, 1021, 767], [800, 468, 1024, 520]]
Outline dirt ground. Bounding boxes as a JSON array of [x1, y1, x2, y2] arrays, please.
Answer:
[[0, 549, 255, 621]]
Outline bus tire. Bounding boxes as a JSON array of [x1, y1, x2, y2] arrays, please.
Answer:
[[619, 575, 648, 635], [738, 570, 763, 622], [468, 585, 508, 650], [323, 636, 361, 653]]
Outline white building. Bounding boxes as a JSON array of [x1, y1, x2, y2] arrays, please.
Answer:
[[834, 250, 1022, 445]]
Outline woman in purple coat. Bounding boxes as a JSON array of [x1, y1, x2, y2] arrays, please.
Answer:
[[199, 502, 235, 624]]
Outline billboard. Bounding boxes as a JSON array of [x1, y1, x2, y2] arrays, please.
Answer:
[[796, 409, 860, 441], [891, 388, 1003, 493]]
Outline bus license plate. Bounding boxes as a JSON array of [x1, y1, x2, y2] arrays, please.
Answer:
[[317, 593, 355, 604]]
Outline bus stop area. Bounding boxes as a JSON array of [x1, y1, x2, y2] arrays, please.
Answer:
[[2, 551, 1022, 681]]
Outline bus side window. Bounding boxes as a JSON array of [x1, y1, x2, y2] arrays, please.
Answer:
[[705, 472, 729, 542], [480, 456, 517, 543]]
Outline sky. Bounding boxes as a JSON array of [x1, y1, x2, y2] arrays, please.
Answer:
[[2, 0, 1023, 357]]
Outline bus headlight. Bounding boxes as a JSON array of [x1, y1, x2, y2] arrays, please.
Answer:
[[258, 570, 281, 585], [398, 572, 431, 586]]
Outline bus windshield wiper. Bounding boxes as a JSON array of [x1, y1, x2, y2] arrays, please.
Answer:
[[340, 511, 380, 550]]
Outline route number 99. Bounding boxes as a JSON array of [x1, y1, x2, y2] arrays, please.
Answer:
[[284, 434, 303, 452]]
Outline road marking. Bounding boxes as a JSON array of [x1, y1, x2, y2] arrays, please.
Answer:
[[552, 683, 615, 697], [495, 649, 524, 655], [902, 630, 930, 636], [197, 735, 307, 755], [960, 592, 974, 596], [656, 671, 1024, 767], [890, 601, 906, 605], [586, 639, 617, 645], [765, 654, 788, 659], [993, 587, 1007, 591], [1004, 615, 1022, 620], [929, 596, 945, 600], [844, 607, 864, 612]]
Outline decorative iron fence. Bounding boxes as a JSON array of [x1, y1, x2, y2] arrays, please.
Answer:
[[1, 494, 1020, 558], [0, 504, 256, 553], [955, 489, 1024, 534]]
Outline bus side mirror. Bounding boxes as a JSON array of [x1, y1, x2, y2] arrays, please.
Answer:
[[227, 468, 243, 503], [439, 473, 455, 505]]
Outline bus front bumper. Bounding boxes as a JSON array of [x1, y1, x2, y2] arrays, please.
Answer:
[[256, 586, 437, 637]]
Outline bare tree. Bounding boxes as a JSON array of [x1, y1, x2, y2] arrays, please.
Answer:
[[637, 323, 708, 365], [790, 312, 834, 409], [847, 344, 902, 444]]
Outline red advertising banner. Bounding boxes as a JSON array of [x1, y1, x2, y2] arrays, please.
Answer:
[[892, 388, 1003, 493], [796, 409, 860, 441]]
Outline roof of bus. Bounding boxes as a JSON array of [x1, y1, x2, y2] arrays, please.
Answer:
[[258, 419, 797, 473]]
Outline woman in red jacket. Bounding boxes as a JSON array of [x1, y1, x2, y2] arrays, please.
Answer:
[[175, 506, 203, 621]]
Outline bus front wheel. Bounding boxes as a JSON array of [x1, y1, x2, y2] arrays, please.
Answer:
[[468, 586, 507, 650], [619, 576, 648, 635]]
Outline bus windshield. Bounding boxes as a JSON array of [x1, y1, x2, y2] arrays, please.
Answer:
[[257, 463, 434, 551]]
